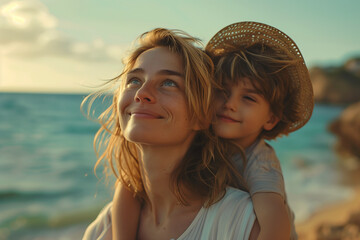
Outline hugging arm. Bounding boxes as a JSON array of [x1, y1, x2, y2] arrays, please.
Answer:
[[252, 192, 290, 240], [249, 219, 260, 240], [112, 183, 141, 240]]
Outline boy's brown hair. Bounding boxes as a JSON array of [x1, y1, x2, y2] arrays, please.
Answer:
[[213, 43, 302, 140], [206, 22, 314, 139]]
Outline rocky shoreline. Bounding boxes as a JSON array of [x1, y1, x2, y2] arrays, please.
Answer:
[[298, 56, 360, 240], [311, 56, 360, 164], [328, 102, 360, 165], [310, 57, 360, 105]]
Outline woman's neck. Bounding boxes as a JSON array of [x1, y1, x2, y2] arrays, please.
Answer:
[[138, 142, 202, 223]]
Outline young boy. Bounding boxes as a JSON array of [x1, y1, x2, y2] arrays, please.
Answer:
[[111, 22, 314, 240], [205, 22, 314, 240]]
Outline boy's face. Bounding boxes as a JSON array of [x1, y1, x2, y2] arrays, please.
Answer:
[[214, 77, 279, 148]]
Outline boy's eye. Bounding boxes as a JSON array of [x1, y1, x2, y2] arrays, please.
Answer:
[[215, 89, 228, 99], [161, 79, 177, 87], [225, 89, 231, 96], [223, 89, 232, 99], [244, 95, 256, 102]]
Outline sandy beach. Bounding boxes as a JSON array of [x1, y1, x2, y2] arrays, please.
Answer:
[[296, 185, 360, 240]]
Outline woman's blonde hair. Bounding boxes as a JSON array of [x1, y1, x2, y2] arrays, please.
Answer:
[[82, 28, 245, 207]]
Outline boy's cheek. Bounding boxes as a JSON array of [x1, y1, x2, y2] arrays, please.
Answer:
[[214, 96, 224, 111]]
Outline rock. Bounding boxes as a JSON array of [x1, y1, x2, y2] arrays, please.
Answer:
[[349, 212, 360, 228], [316, 211, 360, 240], [310, 57, 360, 104], [328, 102, 360, 162], [344, 57, 360, 77], [316, 223, 360, 240]]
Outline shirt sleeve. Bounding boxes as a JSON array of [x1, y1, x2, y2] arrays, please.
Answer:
[[244, 145, 286, 198], [82, 202, 113, 240]]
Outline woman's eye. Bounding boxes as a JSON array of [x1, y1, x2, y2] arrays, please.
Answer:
[[162, 79, 177, 87], [126, 78, 141, 86]]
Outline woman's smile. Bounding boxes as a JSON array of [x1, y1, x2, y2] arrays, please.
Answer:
[[129, 109, 164, 119]]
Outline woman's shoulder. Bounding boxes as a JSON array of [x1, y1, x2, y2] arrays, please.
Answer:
[[209, 187, 255, 223], [82, 202, 113, 240], [201, 188, 256, 239], [225, 187, 251, 198], [215, 187, 253, 212]]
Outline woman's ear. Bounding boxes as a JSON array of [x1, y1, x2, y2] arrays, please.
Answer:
[[263, 114, 280, 131]]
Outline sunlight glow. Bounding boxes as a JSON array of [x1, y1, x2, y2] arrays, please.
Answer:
[[1, 2, 28, 28]]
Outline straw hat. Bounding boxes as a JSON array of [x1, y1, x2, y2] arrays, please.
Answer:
[[205, 21, 314, 133]]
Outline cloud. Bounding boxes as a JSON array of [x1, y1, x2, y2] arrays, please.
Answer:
[[0, 0, 56, 44], [0, 0, 124, 62]]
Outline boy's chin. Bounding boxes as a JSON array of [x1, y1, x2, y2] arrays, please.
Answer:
[[214, 130, 241, 141]]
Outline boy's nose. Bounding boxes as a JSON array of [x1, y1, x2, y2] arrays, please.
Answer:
[[134, 83, 156, 103], [224, 95, 238, 111]]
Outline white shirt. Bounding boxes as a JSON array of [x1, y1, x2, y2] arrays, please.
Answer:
[[82, 187, 256, 240]]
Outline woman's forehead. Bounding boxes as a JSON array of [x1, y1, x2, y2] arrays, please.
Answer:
[[131, 47, 184, 75]]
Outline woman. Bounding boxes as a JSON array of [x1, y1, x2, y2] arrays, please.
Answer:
[[82, 28, 259, 240]]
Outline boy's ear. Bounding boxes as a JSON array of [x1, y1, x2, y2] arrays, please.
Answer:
[[263, 114, 280, 131]]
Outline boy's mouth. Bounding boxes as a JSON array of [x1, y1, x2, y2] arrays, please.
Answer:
[[217, 114, 241, 123]]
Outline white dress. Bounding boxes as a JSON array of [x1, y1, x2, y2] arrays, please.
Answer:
[[83, 187, 256, 240]]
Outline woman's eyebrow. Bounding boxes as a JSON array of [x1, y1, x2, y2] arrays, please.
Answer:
[[128, 68, 183, 77], [128, 68, 144, 74], [157, 69, 184, 77]]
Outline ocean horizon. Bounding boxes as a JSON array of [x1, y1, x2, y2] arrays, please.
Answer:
[[0, 92, 352, 240]]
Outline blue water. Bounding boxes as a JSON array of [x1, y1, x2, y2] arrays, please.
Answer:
[[0, 92, 350, 239], [0, 93, 114, 240]]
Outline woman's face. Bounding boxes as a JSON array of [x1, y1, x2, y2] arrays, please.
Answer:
[[118, 47, 199, 146]]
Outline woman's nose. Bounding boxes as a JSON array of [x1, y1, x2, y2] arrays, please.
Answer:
[[134, 82, 156, 103]]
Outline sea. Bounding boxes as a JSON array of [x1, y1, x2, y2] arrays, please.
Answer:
[[0, 92, 353, 240]]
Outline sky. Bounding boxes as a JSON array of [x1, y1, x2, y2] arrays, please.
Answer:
[[0, 0, 359, 93]]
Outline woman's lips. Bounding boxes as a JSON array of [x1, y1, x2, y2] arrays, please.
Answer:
[[132, 112, 158, 119], [130, 110, 163, 119]]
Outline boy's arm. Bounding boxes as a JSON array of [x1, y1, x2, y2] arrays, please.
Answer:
[[112, 183, 141, 240], [249, 219, 260, 240], [252, 192, 290, 240]]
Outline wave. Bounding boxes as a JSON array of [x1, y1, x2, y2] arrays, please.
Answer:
[[0, 206, 101, 228], [0, 99, 28, 113], [0, 190, 74, 201], [62, 124, 99, 135], [0, 205, 104, 240]]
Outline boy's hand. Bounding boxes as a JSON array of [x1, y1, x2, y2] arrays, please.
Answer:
[[252, 192, 291, 240]]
